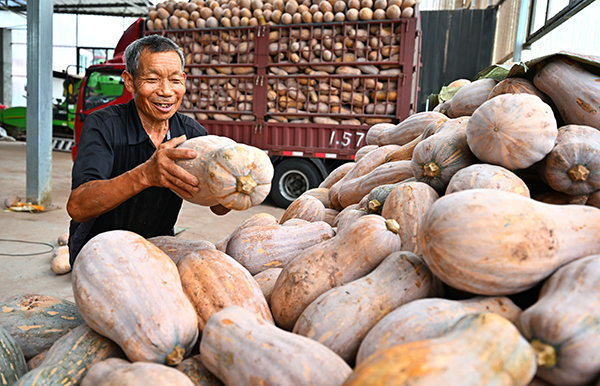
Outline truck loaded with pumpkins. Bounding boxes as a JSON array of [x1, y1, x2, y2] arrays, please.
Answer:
[[72, 0, 422, 208]]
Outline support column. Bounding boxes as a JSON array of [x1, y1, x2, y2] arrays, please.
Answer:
[[0, 28, 11, 107], [26, 0, 53, 207]]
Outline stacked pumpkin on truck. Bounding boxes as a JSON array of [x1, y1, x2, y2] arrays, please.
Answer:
[[72, 0, 422, 207]]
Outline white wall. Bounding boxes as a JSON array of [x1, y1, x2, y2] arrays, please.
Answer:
[[0, 11, 138, 107]]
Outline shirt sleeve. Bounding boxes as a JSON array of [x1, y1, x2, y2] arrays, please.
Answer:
[[71, 114, 115, 190]]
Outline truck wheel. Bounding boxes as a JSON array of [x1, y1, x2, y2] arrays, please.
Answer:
[[270, 159, 321, 209]]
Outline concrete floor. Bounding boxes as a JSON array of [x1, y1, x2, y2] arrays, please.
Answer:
[[0, 141, 285, 302]]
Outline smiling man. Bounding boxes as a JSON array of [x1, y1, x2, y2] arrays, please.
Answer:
[[66, 35, 208, 265]]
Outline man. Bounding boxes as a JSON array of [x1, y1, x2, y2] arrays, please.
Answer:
[[67, 35, 207, 265]]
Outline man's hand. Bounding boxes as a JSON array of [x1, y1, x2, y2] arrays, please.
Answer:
[[140, 135, 200, 199]]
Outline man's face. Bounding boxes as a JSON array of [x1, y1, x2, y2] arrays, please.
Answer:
[[124, 49, 186, 125]]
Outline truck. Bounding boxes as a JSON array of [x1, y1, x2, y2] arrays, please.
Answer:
[[73, 12, 421, 208]]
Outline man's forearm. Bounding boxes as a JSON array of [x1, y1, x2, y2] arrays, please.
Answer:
[[67, 165, 150, 223]]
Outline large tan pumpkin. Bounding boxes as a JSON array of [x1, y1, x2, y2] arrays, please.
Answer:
[[446, 163, 530, 197], [466, 93, 558, 170], [72, 230, 199, 365], [81, 358, 196, 386], [418, 189, 600, 295], [447, 78, 497, 118]]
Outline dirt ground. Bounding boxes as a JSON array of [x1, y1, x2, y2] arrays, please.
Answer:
[[0, 141, 285, 302]]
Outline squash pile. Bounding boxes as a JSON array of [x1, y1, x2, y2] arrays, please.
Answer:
[[3, 53, 600, 386]]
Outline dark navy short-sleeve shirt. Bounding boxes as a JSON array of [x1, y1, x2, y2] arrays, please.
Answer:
[[69, 99, 207, 264]]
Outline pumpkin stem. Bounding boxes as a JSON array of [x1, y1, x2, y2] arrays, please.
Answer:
[[531, 340, 556, 368], [236, 173, 258, 195], [165, 345, 185, 366], [423, 162, 440, 178], [385, 219, 400, 234], [368, 199, 382, 213], [568, 164, 590, 182]]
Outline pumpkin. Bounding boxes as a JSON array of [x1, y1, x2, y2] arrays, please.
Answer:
[[15, 325, 123, 386], [466, 94, 558, 170], [381, 181, 439, 256], [533, 190, 590, 205], [72, 230, 199, 365], [226, 220, 334, 274], [365, 123, 395, 145], [376, 111, 449, 146], [177, 248, 274, 332], [518, 254, 600, 385], [319, 163, 354, 189], [354, 145, 378, 162], [411, 118, 477, 194], [384, 117, 448, 163], [200, 306, 352, 386], [300, 187, 331, 208], [323, 207, 339, 226], [356, 296, 522, 365], [176, 136, 274, 210], [541, 124, 600, 195], [446, 163, 530, 197], [279, 194, 326, 224], [337, 160, 413, 208], [487, 77, 548, 102], [331, 204, 368, 231], [0, 294, 84, 360], [271, 215, 402, 330], [81, 358, 196, 386], [364, 182, 404, 214], [343, 313, 536, 386], [0, 325, 27, 386], [448, 78, 497, 118], [587, 190, 600, 209], [253, 268, 283, 304], [419, 189, 600, 295], [25, 350, 47, 371], [533, 56, 600, 130], [148, 235, 216, 264], [50, 246, 70, 275], [214, 213, 278, 252], [293, 251, 440, 365], [176, 355, 224, 386]]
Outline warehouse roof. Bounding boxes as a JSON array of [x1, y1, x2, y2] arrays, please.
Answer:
[[0, 0, 153, 17]]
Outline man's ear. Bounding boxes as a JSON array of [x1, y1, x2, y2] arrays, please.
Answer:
[[122, 70, 136, 94]]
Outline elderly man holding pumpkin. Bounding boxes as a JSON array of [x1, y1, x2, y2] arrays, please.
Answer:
[[66, 35, 207, 265]]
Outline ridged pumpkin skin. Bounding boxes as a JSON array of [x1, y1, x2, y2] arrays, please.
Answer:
[[354, 145, 378, 162], [487, 77, 548, 102], [226, 221, 335, 275], [542, 125, 600, 195], [587, 190, 600, 209], [81, 358, 195, 386], [148, 236, 216, 265], [411, 119, 477, 194], [200, 306, 352, 386], [323, 208, 339, 226], [15, 325, 123, 386], [253, 268, 283, 304], [343, 313, 536, 386], [177, 135, 236, 206], [446, 163, 530, 197], [329, 145, 401, 209], [176, 355, 223, 386], [338, 160, 414, 208], [177, 249, 274, 332], [419, 189, 600, 295], [271, 215, 402, 330], [518, 254, 600, 385], [0, 325, 27, 386], [214, 213, 278, 252], [448, 78, 497, 118], [366, 123, 395, 145], [377, 112, 449, 146], [300, 187, 331, 208], [332, 204, 368, 232], [356, 296, 522, 365], [279, 195, 326, 224], [384, 117, 448, 163], [533, 56, 600, 130], [72, 230, 199, 365], [381, 181, 439, 256], [205, 143, 274, 210], [365, 182, 404, 214], [319, 163, 354, 189], [0, 295, 84, 360], [293, 251, 440, 365], [466, 93, 558, 170]]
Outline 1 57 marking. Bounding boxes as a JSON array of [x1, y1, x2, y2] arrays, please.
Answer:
[[329, 131, 365, 147]]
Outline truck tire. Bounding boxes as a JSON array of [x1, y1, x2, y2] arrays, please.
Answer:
[[270, 159, 321, 209]]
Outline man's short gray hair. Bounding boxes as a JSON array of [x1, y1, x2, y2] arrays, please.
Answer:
[[124, 35, 185, 80]]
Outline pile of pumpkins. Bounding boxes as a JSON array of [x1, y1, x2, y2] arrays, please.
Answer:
[[147, 0, 418, 30], [2, 53, 600, 385]]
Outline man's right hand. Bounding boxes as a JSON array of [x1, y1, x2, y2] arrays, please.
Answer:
[[140, 135, 200, 199]]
